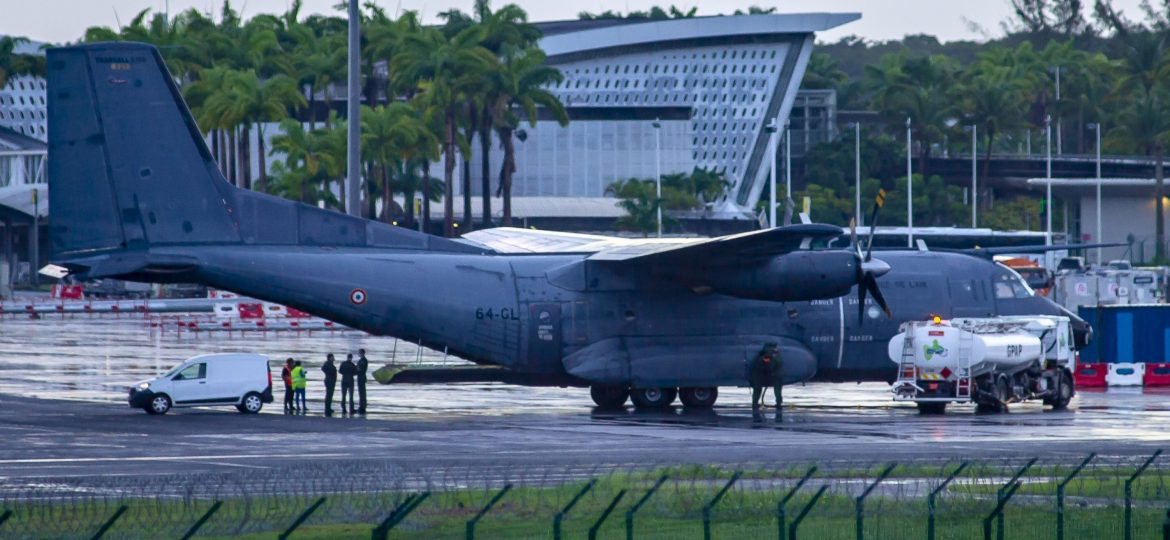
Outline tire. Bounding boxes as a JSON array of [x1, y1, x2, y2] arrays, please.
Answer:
[[630, 387, 677, 409], [679, 387, 718, 408], [1049, 370, 1074, 410], [975, 375, 1009, 414], [238, 392, 264, 414], [916, 402, 947, 415], [589, 385, 629, 409], [147, 394, 171, 415]]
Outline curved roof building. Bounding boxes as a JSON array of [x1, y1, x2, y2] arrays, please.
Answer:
[[461, 13, 859, 220]]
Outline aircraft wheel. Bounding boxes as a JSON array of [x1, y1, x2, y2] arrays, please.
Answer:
[[1049, 370, 1074, 410], [679, 387, 718, 408], [916, 402, 947, 415], [630, 387, 676, 409], [590, 385, 629, 409]]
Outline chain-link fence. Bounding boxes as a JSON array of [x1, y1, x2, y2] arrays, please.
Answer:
[[1, 454, 1168, 539]]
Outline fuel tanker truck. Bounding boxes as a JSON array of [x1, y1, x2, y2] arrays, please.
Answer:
[[888, 316, 1075, 414]]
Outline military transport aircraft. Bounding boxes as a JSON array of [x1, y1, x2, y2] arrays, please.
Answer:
[[46, 43, 1089, 410]]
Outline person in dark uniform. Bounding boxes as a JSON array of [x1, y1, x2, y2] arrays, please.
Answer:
[[321, 353, 337, 416], [281, 358, 295, 413], [357, 349, 369, 414], [749, 343, 783, 409], [339, 353, 357, 414]]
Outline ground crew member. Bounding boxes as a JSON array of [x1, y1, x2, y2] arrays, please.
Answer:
[[291, 360, 308, 412], [281, 358, 295, 413], [321, 353, 337, 416], [357, 349, 369, 414], [750, 343, 783, 409], [768, 343, 784, 409], [340, 353, 357, 414]]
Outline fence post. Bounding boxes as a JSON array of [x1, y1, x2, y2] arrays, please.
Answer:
[[778, 466, 818, 540], [626, 475, 668, 540], [181, 500, 222, 540], [89, 505, 128, 540], [1057, 453, 1096, 540], [554, 479, 597, 540], [927, 462, 969, 540], [997, 457, 1037, 539], [588, 489, 628, 540], [789, 485, 829, 540], [278, 497, 326, 540], [373, 492, 430, 540], [855, 463, 896, 540], [982, 481, 1021, 540], [466, 484, 512, 540], [703, 471, 742, 540], [1126, 449, 1163, 540]]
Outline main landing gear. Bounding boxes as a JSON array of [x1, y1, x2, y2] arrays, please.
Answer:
[[589, 385, 718, 410]]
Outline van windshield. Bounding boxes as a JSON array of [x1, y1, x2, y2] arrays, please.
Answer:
[[163, 363, 186, 378]]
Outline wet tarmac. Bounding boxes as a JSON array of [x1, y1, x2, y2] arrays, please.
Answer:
[[1, 316, 1169, 481]]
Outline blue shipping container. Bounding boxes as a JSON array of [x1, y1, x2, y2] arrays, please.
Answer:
[[1078, 305, 1170, 364]]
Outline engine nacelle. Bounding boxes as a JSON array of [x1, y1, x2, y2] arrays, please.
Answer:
[[680, 251, 858, 302]]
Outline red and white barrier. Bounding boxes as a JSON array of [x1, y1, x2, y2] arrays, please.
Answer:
[[1075, 363, 1108, 388], [1143, 363, 1170, 387]]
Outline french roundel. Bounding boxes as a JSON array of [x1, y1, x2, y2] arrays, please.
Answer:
[[349, 288, 367, 305]]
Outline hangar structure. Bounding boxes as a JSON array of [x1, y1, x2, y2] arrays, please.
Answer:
[[461, 13, 860, 219]]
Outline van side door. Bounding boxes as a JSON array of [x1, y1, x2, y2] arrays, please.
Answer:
[[169, 362, 209, 404]]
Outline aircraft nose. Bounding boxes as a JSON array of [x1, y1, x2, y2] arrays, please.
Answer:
[[861, 257, 891, 277]]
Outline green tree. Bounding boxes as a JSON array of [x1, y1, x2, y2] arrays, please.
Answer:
[[362, 103, 440, 223], [606, 179, 666, 236], [0, 36, 44, 91]]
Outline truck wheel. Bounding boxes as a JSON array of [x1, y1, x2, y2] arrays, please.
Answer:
[[590, 385, 629, 409], [679, 387, 718, 408], [238, 392, 264, 414], [1049, 370, 1074, 410], [147, 394, 171, 415], [630, 387, 676, 409], [975, 375, 1009, 414], [916, 402, 947, 415]]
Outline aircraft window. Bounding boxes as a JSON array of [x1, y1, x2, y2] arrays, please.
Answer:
[[173, 363, 206, 381], [994, 282, 1015, 299]]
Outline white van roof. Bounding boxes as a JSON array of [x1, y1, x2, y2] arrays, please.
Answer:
[[182, 353, 270, 364]]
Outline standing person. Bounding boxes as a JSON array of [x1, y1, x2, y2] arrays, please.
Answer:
[[749, 344, 779, 410], [321, 353, 338, 416], [357, 349, 369, 414], [281, 358, 295, 413], [768, 343, 785, 410], [339, 353, 357, 414], [291, 360, 308, 413]]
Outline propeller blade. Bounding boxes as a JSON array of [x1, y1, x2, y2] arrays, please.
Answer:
[[864, 272, 892, 319], [864, 189, 886, 262], [849, 217, 861, 258]]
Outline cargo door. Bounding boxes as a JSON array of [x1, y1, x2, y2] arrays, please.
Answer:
[[525, 303, 563, 373]]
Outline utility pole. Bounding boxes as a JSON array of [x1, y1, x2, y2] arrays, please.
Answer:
[[767, 118, 777, 229], [345, 0, 361, 218], [1053, 66, 1062, 156], [653, 118, 662, 237], [1089, 122, 1103, 265], [906, 117, 913, 248], [1046, 115, 1053, 251], [970, 124, 977, 228], [785, 118, 792, 225], [854, 122, 861, 225]]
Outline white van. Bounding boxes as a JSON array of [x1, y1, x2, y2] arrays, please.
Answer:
[[129, 353, 274, 415]]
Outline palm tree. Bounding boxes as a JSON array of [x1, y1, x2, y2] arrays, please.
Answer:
[[0, 36, 44, 91], [1111, 91, 1170, 261], [863, 53, 957, 176], [362, 103, 440, 223], [954, 64, 1029, 198], [606, 179, 664, 236], [489, 45, 567, 226], [222, 70, 306, 193], [394, 24, 495, 236]]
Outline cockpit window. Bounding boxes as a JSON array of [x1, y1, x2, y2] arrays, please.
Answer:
[[993, 265, 1035, 299]]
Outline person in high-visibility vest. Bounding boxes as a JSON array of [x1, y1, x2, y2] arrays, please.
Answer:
[[291, 360, 308, 413]]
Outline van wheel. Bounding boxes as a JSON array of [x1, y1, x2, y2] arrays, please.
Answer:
[[238, 392, 263, 414], [147, 394, 171, 415]]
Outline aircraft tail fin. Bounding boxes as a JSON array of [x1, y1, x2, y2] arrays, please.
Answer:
[[48, 42, 479, 279]]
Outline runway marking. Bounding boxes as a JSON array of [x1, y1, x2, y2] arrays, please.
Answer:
[[0, 452, 351, 465]]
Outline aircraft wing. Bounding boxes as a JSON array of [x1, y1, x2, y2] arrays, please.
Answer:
[[460, 227, 697, 254], [587, 223, 843, 264], [960, 242, 1128, 259]]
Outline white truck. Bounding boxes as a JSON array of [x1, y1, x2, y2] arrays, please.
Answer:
[[887, 316, 1076, 414]]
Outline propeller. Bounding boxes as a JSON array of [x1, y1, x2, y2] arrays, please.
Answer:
[[852, 189, 892, 323]]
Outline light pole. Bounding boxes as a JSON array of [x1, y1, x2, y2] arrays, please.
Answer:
[[652, 118, 662, 237], [966, 124, 977, 228], [1051, 66, 1062, 156], [1045, 115, 1053, 249], [785, 118, 792, 225], [345, 0, 361, 217], [766, 118, 778, 228], [906, 117, 913, 248], [1089, 122, 1103, 265], [852, 122, 861, 225]]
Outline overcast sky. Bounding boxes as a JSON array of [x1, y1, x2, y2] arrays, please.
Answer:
[[1, 0, 1151, 46]]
